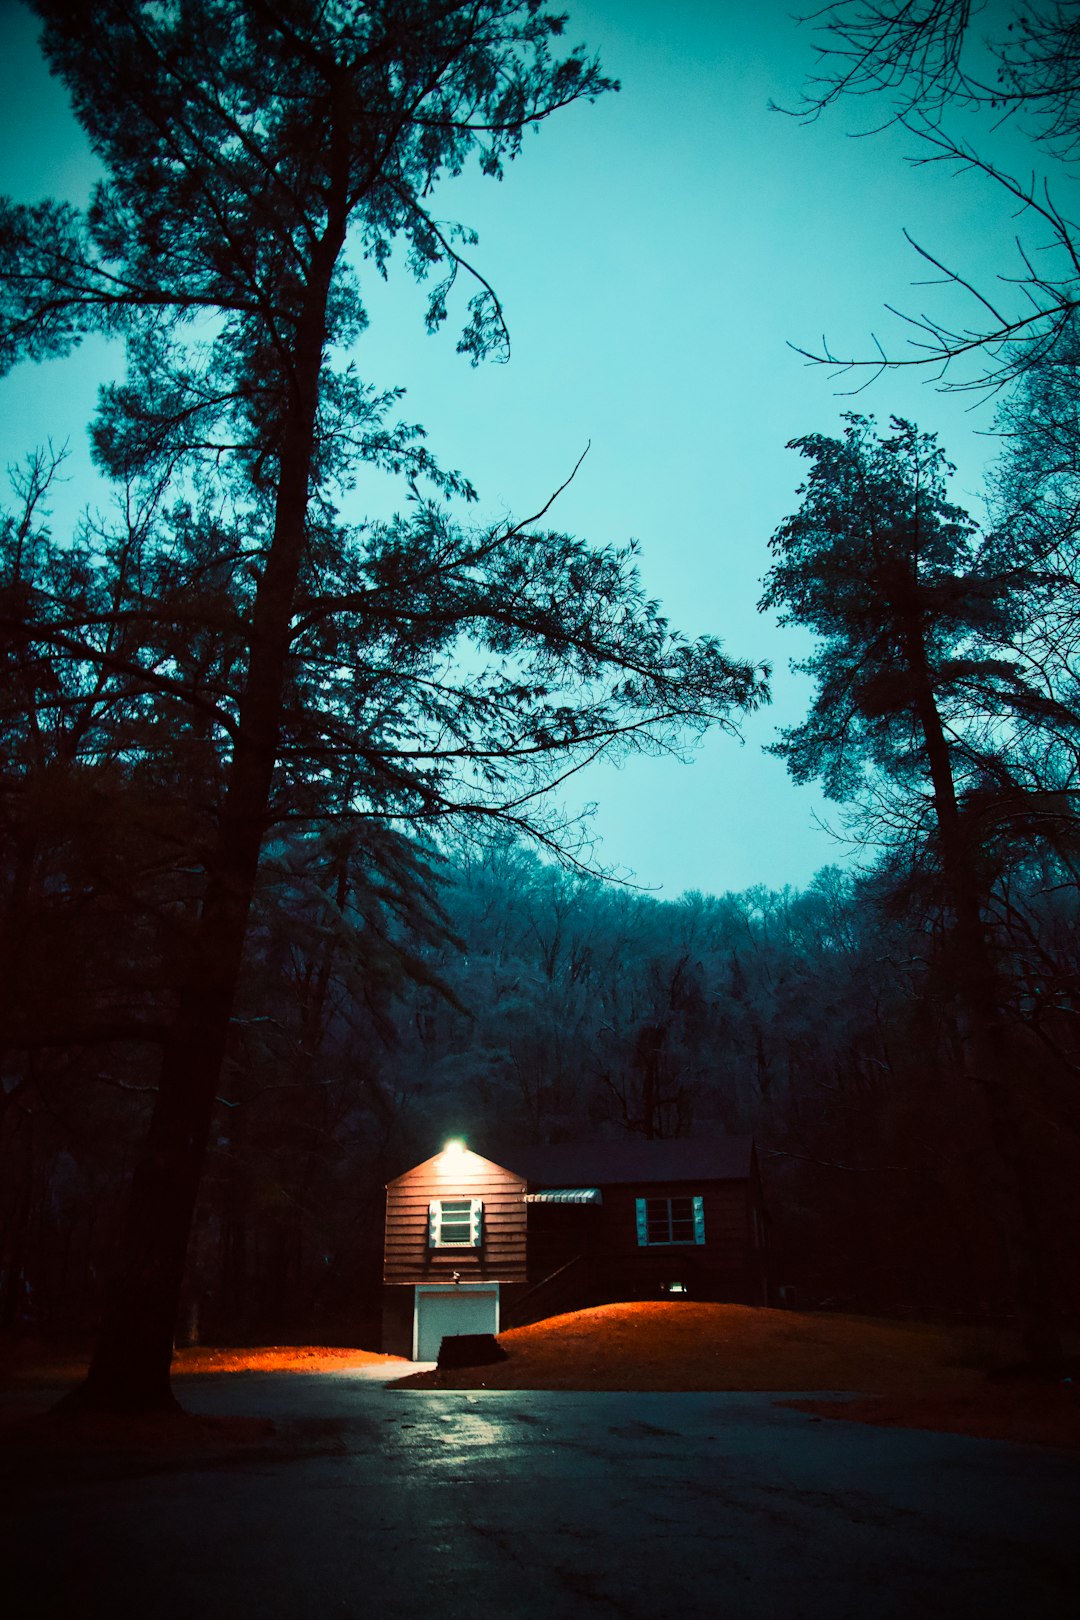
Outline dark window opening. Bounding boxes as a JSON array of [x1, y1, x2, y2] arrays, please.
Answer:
[[639, 1195, 704, 1246]]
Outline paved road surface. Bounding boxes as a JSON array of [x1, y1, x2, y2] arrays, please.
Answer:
[[3, 1371, 1077, 1619]]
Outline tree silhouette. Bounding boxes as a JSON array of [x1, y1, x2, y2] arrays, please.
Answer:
[[787, 0, 1080, 390], [761, 414, 1066, 1364], [0, 1, 765, 1410]]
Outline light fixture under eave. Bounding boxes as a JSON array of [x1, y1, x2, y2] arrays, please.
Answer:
[[440, 1137, 468, 1168]]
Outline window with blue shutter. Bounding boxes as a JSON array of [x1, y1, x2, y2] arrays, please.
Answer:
[[429, 1198, 483, 1248], [636, 1195, 706, 1246]]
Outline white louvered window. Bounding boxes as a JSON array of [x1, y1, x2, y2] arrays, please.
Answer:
[[428, 1197, 483, 1248], [635, 1195, 705, 1246]]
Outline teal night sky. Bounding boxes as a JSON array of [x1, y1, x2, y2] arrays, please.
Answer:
[[0, 0, 1021, 894]]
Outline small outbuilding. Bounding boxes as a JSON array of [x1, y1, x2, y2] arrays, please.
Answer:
[[382, 1135, 766, 1360]]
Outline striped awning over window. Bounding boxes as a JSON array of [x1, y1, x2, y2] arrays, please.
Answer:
[[523, 1188, 602, 1205]]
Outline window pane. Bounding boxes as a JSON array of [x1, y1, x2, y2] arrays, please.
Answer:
[[438, 1199, 472, 1244], [641, 1195, 703, 1245], [645, 1198, 669, 1244], [669, 1198, 694, 1242]]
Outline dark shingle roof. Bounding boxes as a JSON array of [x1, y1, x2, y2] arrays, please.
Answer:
[[505, 1136, 753, 1188]]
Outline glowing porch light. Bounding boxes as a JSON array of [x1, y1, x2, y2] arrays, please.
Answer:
[[440, 1137, 469, 1170]]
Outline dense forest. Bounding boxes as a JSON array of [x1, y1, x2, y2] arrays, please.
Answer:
[[2, 0, 1080, 1407], [4, 819, 1080, 1346]]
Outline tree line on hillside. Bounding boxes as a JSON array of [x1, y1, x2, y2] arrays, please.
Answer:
[[3, 825, 1079, 1343], [1, 1, 1080, 1406]]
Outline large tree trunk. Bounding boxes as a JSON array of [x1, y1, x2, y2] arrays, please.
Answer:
[[58, 225, 345, 1412], [904, 614, 1061, 1369]]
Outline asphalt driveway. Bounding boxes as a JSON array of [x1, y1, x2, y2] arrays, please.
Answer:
[[2, 1371, 1077, 1619]]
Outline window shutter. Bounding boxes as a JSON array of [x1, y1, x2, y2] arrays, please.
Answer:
[[470, 1198, 483, 1248], [635, 1198, 648, 1247], [692, 1196, 705, 1245], [428, 1201, 439, 1247]]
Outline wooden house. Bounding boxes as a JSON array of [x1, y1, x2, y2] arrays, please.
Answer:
[[382, 1141, 528, 1360], [382, 1135, 766, 1360]]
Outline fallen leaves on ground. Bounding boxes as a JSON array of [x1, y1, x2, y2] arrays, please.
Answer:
[[396, 1302, 988, 1393], [3, 1306, 1076, 1454], [780, 1390, 1080, 1452], [0, 1341, 400, 1388], [174, 1345, 399, 1375], [395, 1301, 1079, 1450]]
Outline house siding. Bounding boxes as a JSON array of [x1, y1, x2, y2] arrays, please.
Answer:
[[383, 1139, 768, 1349], [383, 1148, 528, 1285], [595, 1180, 754, 1302], [599, 1182, 747, 1265], [513, 1177, 764, 1318]]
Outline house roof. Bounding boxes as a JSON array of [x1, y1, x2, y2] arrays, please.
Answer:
[[505, 1136, 754, 1188]]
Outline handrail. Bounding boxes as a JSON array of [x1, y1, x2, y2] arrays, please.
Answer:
[[501, 1254, 586, 1328]]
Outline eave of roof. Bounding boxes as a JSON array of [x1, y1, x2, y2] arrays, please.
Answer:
[[506, 1135, 754, 1188]]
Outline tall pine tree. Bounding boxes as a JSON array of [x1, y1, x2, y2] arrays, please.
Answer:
[[761, 414, 1064, 1366], [0, 2, 765, 1409]]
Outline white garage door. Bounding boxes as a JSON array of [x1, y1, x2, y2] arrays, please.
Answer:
[[415, 1287, 499, 1361]]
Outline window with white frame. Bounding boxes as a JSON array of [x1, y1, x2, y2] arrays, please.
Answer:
[[635, 1195, 705, 1247], [428, 1197, 483, 1249]]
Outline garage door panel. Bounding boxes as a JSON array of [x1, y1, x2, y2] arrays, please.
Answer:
[[415, 1288, 498, 1360]]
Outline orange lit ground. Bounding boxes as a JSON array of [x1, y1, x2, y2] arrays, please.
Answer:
[[0, 1341, 399, 1388], [2, 1306, 1076, 1452], [395, 1301, 1080, 1451]]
